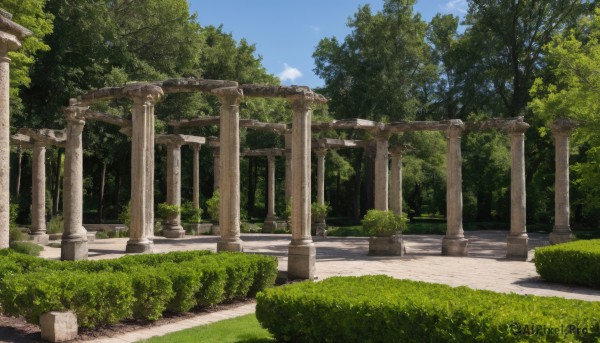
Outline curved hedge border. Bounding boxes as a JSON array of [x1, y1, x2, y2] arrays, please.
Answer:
[[0, 250, 277, 328], [256, 275, 600, 343], [535, 239, 600, 288]]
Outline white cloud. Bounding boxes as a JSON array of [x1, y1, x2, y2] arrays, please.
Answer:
[[278, 63, 302, 82], [308, 25, 320, 34], [443, 0, 468, 14]]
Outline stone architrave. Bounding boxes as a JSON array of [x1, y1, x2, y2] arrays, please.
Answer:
[[507, 120, 529, 260], [284, 132, 292, 204], [62, 102, 88, 260], [0, 12, 32, 249], [442, 120, 468, 256], [213, 86, 244, 252], [313, 148, 327, 235], [550, 119, 577, 245], [374, 132, 389, 211], [263, 155, 277, 233], [389, 147, 403, 216], [191, 143, 201, 209], [287, 94, 316, 280], [125, 84, 163, 253]]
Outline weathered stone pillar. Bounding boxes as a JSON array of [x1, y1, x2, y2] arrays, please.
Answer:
[[212, 147, 220, 191], [30, 142, 49, 244], [0, 13, 31, 249], [62, 102, 88, 260], [284, 131, 292, 204], [191, 143, 201, 209], [389, 147, 403, 216], [213, 86, 243, 252], [507, 120, 529, 259], [163, 142, 184, 238], [442, 120, 468, 256], [374, 133, 389, 211], [314, 148, 327, 235], [263, 155, 277, 232], [125, 84, 163, 253], [550, 119, 577, 245], [287, 94, 316, 280]]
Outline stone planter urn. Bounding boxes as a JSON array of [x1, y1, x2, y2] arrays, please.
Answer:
[[368, 233, 405, 256], [312, 215, 327, 236], [211, 221, 220, 235]]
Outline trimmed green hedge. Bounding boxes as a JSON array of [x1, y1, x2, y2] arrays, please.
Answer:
[[256, 275, 600, 343], [535, 239, 600, 288], [0, 250, 277, 328]]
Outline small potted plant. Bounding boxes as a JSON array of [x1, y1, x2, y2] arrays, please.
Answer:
[[181, 201, 211, 235], [158, 202, 183, 238], [362, 209, 408, 256], [311, 202, 330, 236], [206, 190, 220, 235]]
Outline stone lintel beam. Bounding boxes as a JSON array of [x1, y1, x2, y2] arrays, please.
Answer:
[[240, 84, 327, 104], [312, 138, 369, 149], [155, 134, 206, 146], [84, 110, 132, 128], [77, 83, 164, 106], [207, 136, 220, 148], [312, 118, 379, 131], [386, 120, 452, 133], [240, 119, 287, 133], [169, 117, 287, 134], [168, 116, 220, 128], [18, 128, 67, 148], [10, 133, 33, 148], [0, 12, 32, 41], [389, 144, 414, 155], [241, 148, 285, 157], [465, 116, 530, 132], [156, 78, 238, 94]]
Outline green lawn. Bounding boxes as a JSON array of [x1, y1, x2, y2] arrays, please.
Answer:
[[138, 314, 274, 343]]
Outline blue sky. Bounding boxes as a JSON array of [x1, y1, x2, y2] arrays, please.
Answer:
[[189, 0, 468, 88]]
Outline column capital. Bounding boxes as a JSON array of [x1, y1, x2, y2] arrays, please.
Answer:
[[267, 154, 277, 163], [445, 119, 465, 139], [212, 86, 244, 105], [507, 117, 530, 135], [0, 31, 21, 55], [551, 118, 577, 138], [123, 83, 164, 104], [190, 143, 202, 152], [314, 148, 328, 158], [388, 146, 403, 158], [63, 101, 88, 126], [288, 94, 318, 112]]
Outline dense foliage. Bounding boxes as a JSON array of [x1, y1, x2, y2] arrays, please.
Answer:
[[257, 275, 600, 342], [535, 239, 600, 288], [0, 250, 278, 327], [361, 209, 407, 236]]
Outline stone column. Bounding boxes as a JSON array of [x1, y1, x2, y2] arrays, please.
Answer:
[[389, 148, 403, 216], [163, 142, 185, 238], [191, 144, 201, 209], [550, 119, 577, 244], [314, 148, 327, 235], [263, 155, 277, 233], [284, 132, 292, 204], [30, 142, 49, 244], [442, 120, 468, 256], [374, 133, 389, 211], [62, 102, 88, 260], [213, 87, 243, 252], [507, 120, 529, 259], [125, 85, 163, 253], [288, 95, 316, 280], [0, 14, 31, 249], [212, 147, 220, 191]]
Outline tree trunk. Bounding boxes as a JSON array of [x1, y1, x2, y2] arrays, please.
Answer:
[[53, 149, 62, 215], [98, 161, 107, 223]]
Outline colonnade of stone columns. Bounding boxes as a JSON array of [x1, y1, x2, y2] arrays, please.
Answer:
[[0, 12, 31, 249], [550, 119, 577, 244]]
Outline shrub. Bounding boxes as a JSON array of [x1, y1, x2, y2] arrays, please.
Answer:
[[9, 241, 43, 256], [46, 214, 64, 234], [256, 275, 600, 343], [9, 203, 18, 228], [129, 268, 174, 321], [118, 202, 131, 228], [9, 226, 27, 243], [95, 231, 109, 239], [361, 210, 408, 236], [206, 191, 220, 222], [157, 203, 181, 222], [535, 239, 600, 288], [181, 201, 202, 223], [162, 262, 203, 313], [311, 202, 330, 221]]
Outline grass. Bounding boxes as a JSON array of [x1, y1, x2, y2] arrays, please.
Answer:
[[139, 314, 274, 343]]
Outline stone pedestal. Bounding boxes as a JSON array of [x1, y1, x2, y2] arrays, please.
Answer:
[[313, 221, 327, 236], [288, 243, 316, 280], [374, 133, 389, 211], [550, 119, 576, 245], [40, 312, 78, 342], [262, 220, 277, 233], [507, 119, 529, 260], [214, 86, 243, 252], [369, 235, 405, 256], [443, 120, 468, 257], [61, 102, 88, 260]]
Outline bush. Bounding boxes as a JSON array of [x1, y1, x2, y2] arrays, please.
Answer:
[[118, 202, 131, 228], [129, 268, 174, 321], [361, 210, 408, 236], [46, 214, 64, 234], [157, 203, 181, 222], [9, 203, 18, 228], [181, 201, 202, 223], [206, 191, 220, 222], [96, 231, 109, 239], [9, 241, 43, 256], [256, 275, 600, 343], [535, 239, 600, 288], [311, 202, 330, 221], [9, 226, 27, 243]]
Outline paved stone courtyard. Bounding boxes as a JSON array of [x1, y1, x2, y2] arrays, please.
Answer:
[[40, 231, 600, 302]]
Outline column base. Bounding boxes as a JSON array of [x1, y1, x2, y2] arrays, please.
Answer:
[[30, 233, 49, 245], [549, 228, 572, 245], [211, 223, 220, 236], [125, 239, 154, 254], [61, 240, 88, 260], [217, 239, 243, 252], [506, 235, 529, 260], [312, 222, 327, 236], [287, 242, 316, 280], [441, 237, 468, 256], [162, 224, 186, 238], [262, 219, 277, 233]]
